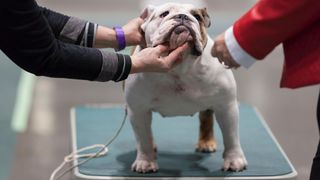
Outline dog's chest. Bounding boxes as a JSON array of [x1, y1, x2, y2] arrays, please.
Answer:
[[146, 72, 217, 117]]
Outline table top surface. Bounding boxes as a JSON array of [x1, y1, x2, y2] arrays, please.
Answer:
[[71, 104, 297, 179]]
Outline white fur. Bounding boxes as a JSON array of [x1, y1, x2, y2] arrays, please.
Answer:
[[125, 3, 247, 173], [141, 3, 204, 53], [141, 0, 207, 9]]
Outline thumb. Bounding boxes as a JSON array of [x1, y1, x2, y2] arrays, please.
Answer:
[[211, 44, 217, 57], [140, 8, 148, 19], [156, 44, 169, 53], [168, 43, 188, 58], [164, 43, 188, 65]]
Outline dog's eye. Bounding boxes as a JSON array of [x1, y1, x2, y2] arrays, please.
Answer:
[[193, 14, 202, 22], [160, 11, 169, 18]]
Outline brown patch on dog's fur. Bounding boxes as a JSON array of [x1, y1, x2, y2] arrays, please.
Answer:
[[196, 109, 217, 153], [200, 8, 211, 27], [190, 8, 210, 49]]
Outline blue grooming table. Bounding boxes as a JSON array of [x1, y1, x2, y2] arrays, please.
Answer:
[[71, 104, 297, 180]]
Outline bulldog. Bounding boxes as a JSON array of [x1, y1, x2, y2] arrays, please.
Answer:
[[125, 3, 247, 173]]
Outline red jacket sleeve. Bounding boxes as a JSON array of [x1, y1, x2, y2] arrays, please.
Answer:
[[233, 0, 320, 59]]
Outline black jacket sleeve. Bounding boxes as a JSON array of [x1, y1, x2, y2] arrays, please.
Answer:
[[40, 7, 98, 47], [0, 0, 131, 82], [40, 7, 70, 39]]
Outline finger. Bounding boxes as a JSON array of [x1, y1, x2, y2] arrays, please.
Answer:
[[215, 53, 224, 64], [211, 45, 217, 57], [173, 43, 189, 54], [219, 58, 232, 69], [168, 43, 189, 59], [224, 59, 233, 68], [226, 65, 233, 69], [156, 44, 169, 53], [225, 61, 236, 69], [216, 56, 223, 64], [140, 9, 148, 19], [230, 59, 241, 68], [223, 55, 240, 69], [163, 43, 188, 66], [222, 63, 232, 69], [228, 62, 237, 69], [137, 18, 145, 26]]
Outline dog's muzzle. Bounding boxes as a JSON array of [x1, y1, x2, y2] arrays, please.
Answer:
[[169, 25, 192, 49], [167, 14, 201, 56]]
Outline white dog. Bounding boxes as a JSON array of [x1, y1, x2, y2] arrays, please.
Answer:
[[125, 3, 247, 173]]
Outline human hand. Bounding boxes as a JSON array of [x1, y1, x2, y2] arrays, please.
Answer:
[[212, 32, 240, 69], [122, 17, 146, 47], [130, 43, 189, 73]]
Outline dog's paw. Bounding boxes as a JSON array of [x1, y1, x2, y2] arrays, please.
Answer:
[[131, 160, 159, 173], [222, 150, 247, 172], [196, 139, 217, 153]]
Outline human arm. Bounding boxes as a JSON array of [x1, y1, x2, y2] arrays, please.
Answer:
[[40, 7, 145, 49], [0, 0, 187, 82], [1, 0, 125, 81], [212, 0, 320, 68], [94, 17, 145, 48]]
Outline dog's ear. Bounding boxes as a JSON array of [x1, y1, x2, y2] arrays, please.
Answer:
[[200, 8, 211, 28], [140, 5, 155, 19], [140, 5, 156, 31]]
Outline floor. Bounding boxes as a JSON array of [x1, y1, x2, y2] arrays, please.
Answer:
[[9, 0, 320, 180]]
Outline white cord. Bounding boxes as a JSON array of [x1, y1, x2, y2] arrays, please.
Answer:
[[50, 107, 128, 180]]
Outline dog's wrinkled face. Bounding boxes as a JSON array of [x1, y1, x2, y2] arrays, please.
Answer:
[[141, 3, 211, 56]]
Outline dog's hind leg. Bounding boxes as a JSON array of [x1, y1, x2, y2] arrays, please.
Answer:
[[196, 109, 217, 153]]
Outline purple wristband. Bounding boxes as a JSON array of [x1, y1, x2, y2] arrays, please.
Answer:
[[113, 26, 126, 51]]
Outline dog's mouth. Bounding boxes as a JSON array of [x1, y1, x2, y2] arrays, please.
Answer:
[[164, 24, 202, 56], [168, 25, 193, 49]]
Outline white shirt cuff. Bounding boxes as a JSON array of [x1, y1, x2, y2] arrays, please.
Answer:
[[225, 26, 257, 68]]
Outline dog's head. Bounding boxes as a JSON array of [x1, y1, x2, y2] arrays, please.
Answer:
[[141, 3, 211, 56]]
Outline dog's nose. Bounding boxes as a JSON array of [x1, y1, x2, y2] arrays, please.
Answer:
[[175, 14, 189, 21]]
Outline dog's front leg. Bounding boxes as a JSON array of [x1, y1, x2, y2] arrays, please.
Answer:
[[128, 108, 158, 173], [215, 101, 247, 172]]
